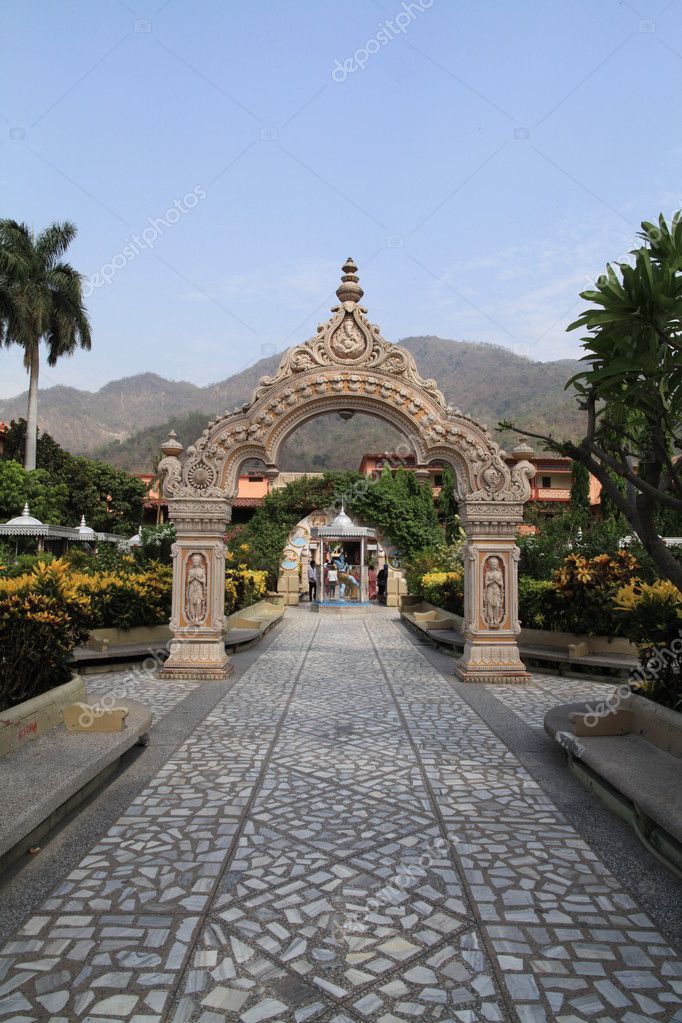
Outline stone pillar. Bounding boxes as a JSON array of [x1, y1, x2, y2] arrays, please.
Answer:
[[159, 497, 231, 680], [455, 499, 529, 684]]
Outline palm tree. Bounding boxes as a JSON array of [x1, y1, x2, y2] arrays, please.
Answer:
[[0, 220, 91, 470]]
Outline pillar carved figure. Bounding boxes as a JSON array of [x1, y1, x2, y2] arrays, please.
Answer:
[[455, 497, 529, 684], [156, 259, 535, 684], [157, 432, 232, 679]]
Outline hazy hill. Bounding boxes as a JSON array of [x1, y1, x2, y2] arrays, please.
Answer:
[[0, 338, 584, 472]]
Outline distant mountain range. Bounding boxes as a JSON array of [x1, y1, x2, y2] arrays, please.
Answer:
[[0, 337, 585, 472]]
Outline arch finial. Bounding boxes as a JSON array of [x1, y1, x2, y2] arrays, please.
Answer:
[[336, 257, 364, 305]]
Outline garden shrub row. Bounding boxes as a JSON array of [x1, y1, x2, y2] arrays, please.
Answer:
[[409, 548, 682, 710], [412, 550, 674, 639], [0, 559, 267, 711]]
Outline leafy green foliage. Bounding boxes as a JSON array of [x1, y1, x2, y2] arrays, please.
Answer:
[[614, 578, 682, 710], [504, 211, 682, 590], [518, 578, 558, 630], [0, 561, 91, 710], [404, 542, 464, 599], [1, 421, 145, 534], [567, 214, 682, 430], [570, 460, 590, 518], [225, 569, 267, 616], [233, 473, 361, 586], [418, 571, 464, 614], [2, 419, 68, 473], [348, 468, 443, 563], [0, 459, 68, 523], [435, 465, 461, 541], [136, 523, 176, 564], [517, 552, 641, 636], [233, 469, 445, 588], [0, 551, 56, 578], [517, 510, 633, 580]]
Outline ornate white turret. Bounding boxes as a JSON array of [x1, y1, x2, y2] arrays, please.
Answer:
[[5, 503, 43, 526]]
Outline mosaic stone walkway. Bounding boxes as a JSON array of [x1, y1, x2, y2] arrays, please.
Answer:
[[86, 671, 200, 725], [0, 609, 681, 1023]]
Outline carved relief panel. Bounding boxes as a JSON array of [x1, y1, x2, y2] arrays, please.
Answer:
[[185, 552, 208, 626], [481, 554, 506, 629]]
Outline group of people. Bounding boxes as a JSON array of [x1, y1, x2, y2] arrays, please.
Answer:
[[307, 559, 388, 603], [368, 563, 389, 603]]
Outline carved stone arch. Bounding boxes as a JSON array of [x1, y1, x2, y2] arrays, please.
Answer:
[[215, 391, 431, 498], [158, 258, 534, 683]]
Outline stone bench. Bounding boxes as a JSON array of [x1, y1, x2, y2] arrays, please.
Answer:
[[0, 698, 152, 874], [224, 599, 285, 650], [409, 606, 458, 631], [74, 600, 286, 668], [400, 601, 635, 680], [545, 694, 682, 855]]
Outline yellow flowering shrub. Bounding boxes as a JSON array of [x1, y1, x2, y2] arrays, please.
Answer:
[[225, 568, 267, 616], [76, 563, 173, 630], [0, 559, 269, 710], [0, 560, 92, 710], [551, 550, 639, 634], [419, 570, 464, 614], [613, 579, 682, 710], [614, 579, 682, 642]]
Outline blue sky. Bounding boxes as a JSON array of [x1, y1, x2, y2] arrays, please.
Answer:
[[1, 0, 682, 397]]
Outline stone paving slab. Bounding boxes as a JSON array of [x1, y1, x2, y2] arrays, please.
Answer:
[[0, 608, 680, 1023]]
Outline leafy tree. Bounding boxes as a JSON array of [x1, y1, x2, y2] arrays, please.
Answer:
[[0, 459, 68, 523], [436, 465, 460, 540], [656, 504, 682, 537], [502, 211, 682, 590], [60, 456, 146, 534], [234, 473, 361, 585], [233, 469, 444, 587], [1, 418, 70, 474], [348, 467, 443, 560], [1, 419, 145, 534], [569, 460, 590, 519], [135, 523, 176, 564], [0, 221, 91, 470]]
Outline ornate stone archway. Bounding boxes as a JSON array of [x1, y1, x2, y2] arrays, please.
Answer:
[[157, 259, 535, 683]]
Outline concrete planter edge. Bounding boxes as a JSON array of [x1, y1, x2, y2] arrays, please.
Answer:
[[0, 674, 87, 758]]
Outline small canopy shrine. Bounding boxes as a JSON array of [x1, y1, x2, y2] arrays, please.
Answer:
[[312, 506, 376, 605], [0, 504, 125, 554]]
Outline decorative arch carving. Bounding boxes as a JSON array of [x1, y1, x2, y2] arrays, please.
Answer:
[[158, 258, 534, 684]]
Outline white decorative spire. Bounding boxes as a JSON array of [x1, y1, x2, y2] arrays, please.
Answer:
[[77, 514, 95, 536]]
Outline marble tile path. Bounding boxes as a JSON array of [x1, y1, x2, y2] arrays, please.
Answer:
[[0, 608, 681, 1023]]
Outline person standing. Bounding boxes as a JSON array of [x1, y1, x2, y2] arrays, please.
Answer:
[[308, 560, 318, 602], [326, 562, 338, 599], [368, 565, 377, 600], [377, 564, 388, 604]]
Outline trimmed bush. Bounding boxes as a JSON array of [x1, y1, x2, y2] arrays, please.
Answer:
[[0, 561, 91, 711], [552, 551, 639, 635], [0, 558, 267, 711], [225, 569, 267, 616], [518, 578, 558, 630], [418, 570, 464, 615], [614, 580, 682, 710], [78, 564, 172, 630]]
